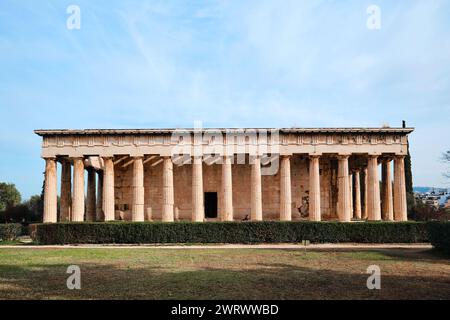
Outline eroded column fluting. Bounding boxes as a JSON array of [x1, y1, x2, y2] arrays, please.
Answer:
[[251, 156, 263, 221], [280, 155, 292, 221], [102, 157, 115, 221], [394, 156, 408, 221], [221, 155, 233, 221], [192, 156, 204, 222], [349, 172, 354, 219], [363, 168, 368, 219], [353, 169, 362, 219], [43, 157, 57, 223], [367, 155, 381, 221], [381, 159, 394, 221], [162, 157, 174, 222], [131, 157, 145, 222], [337, 155, 351, 222], [309, 155, 321, 221], [72, 158, 85, 222]]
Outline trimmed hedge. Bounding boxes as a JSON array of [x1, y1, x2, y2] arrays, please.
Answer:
[[427, 221, 450, 254], [33, 221, 429, 245], [0, 223, 22, 241]]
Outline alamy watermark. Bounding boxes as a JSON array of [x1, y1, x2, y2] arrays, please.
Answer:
[[66, 265, 81, 290], [170, 122, 280, 176], [366, 265, 381, 290], [66, 5, 81, 30], [367, 5, 381, 30]]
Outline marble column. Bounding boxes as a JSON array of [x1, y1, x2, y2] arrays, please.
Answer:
[[131, 157, 144, 222], [337, 155, 351, 222], [309, 155, 321, 221], [367, 155, 381, 221], [349, 172, 354, 219], [86, 167, 96, 222], [102, 157, 115, 221], [251, 156, 263, 221], [192, 156, 204, 222], [96, 171, 103, 221], [162, 157, 174, 222], [381, 159, 394, 221], [221, 155, 233, 221], [363, 168, 368, 219], [43, 157, 57, 223], [353, 169, 362, 219], [72, 158, 85, 222], [60, 159, 72, 222], [394, 156, 408, 221], [280, 155, 292, 221]]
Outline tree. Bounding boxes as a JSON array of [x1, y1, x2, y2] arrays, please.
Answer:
[[405, 142, 414, 194], [2, 204, 32, 223], [405, 141, 415, 215], [24, 195, 44, 222], [0, 182, 21, 212], [409, 201, 450, 221], [1, 195, 43, 224]]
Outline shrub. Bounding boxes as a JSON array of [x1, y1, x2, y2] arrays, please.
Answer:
[[0, 223, 22, 241], [409, 202, 450, 221], [427, 221, 450, 254], [33, 221, 429, 245], [1, 204, 38, 223]]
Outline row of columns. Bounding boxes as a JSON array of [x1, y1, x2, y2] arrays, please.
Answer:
[[43, 157, 115, 223], [355, 156, 408, 221], [43, 154, 408, 223]]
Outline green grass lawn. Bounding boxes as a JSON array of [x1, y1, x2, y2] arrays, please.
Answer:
[[0, 247, 449, 300], [0, 241, 23, 246]]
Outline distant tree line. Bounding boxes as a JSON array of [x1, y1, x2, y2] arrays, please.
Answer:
[[0, 182, 44, 223]]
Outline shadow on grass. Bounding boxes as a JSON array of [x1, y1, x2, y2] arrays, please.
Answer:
[[0, 259, 449, 300], [362, 248, 450, 263], [276, 247, 450, 264]]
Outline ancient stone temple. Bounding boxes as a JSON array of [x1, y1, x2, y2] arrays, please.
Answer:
[[35, 127, 413, 223]]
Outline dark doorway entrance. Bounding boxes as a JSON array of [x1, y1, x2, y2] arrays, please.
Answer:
[[204, 192, 218, 218]]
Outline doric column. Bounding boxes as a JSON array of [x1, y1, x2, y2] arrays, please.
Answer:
[[72, 158, 85, 222], [367, 155, 381, 221], [102, 157, 115, 221], [60, 159, 72, 222], [43, 157, 57, 223], [381, 159, 394, 221], [363, 168, 368, 219], [131, 157, 144, 222], [221, 155, 233, 221], [394, 155, 408, 221], [280, 155, 292, 221], [337, 155, 351, 222], [353, 169, 362, 219], [162, 156, 174, 222], [251, 156, 263, 221], [86, 167, 96, 222], [309, 155, 321, 221], [349, 172, 354, 218], [96, 171, 103, 221], [192, 156, 204, 222]]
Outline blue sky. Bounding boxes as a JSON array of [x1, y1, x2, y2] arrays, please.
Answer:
[[0, 0, 449, 199]]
